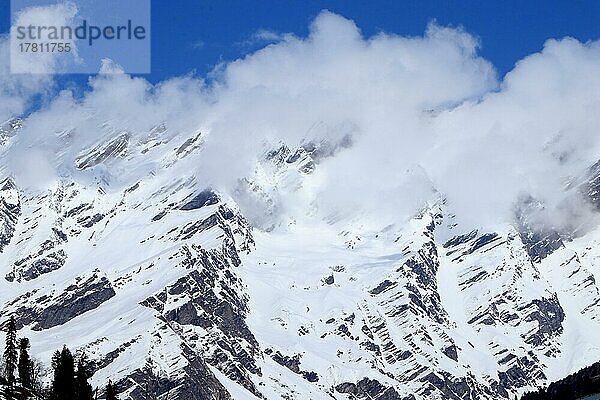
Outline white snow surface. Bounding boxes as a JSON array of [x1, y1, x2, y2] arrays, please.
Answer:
[[0, 120, 599, 399]]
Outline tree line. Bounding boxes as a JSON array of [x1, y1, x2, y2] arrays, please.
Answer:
[[521, 359, 600, 400], [1, 316, 118, 400]]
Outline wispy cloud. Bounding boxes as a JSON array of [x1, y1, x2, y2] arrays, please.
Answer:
[[190, 39, 205, 49], [253, 29, 286, 42], [236, 28, 292, 47]]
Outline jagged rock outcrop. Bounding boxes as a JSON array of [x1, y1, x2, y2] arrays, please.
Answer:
[[0, 178, 20, 252], [5, 272, 115, 330], [141, 245, 262, 397]]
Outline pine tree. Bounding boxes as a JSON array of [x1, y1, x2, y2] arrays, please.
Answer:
[[50, 346, 76, 400], [106, 381, 118, 400], [49, 349, 61, 399], [17, 337, 32, 389], [3, 316, 18, 385], [74, 355, 93, 400]]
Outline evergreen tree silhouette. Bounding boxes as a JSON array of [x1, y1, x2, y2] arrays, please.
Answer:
[[521, 359, 600, 399], [106, 381, 118, 400], [50, 346, 76, 400], [3, 316, 18, 386], [75, 354, 93, 400], [17, 337, 32, 389]]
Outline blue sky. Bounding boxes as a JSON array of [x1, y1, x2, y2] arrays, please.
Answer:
[[2, 0, 599, 87], [2, 1, 600, 231]]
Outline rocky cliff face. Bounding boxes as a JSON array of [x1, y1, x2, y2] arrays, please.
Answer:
[[1, 120, 600, 400]]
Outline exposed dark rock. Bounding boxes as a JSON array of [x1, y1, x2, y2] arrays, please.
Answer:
[[498, 355, 546, 392], [152, 210, 167, 221], [64, 203, 93, 218], [77, 213, 105, 228], [0, 118, 22, 143], [443, 230, 478, 248], [302, 371, 319, 382], [265, 144, 290, 163], [443, 345, 458, 362], [271, 352, 301, 373], [7, 273, 115, 330], [125, 182, 140, 193], [518, 294, 565, 347], [370, 279, 396, 295], [0, 178, 20, 253], [334, 378, 405, 399], [445, 231, 502, 259], [335, 382, 357, 394], [141, 244, 261, 397], [270, 351, 319, 383], [467, 293, 564, 348], [116, 346, 232, 400], [6, 249, 66, 282], [344, 313, 355, 324], [180, 189, 220, 210], [421, 370, 498, 400], [176, 133, 202, 156], [396, 240, 448, 325], [337, 324, 351, 338], [178, 213, 221, 240], [582, 159, 600, 210], [360, 340, 381, 355], [52, 227, 68, 242], [76, 133, 129, 169], [469, 233, 500, 252], [459, 270, 489, 289], [286, 149, 304, 164], [6, 225, 69, 282], [88, 337, 141, 374], [515, 197, 564, 263]]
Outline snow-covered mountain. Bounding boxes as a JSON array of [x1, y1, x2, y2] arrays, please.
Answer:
[[1, 116, 600, 400]]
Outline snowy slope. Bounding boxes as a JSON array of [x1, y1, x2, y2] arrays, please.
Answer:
[[1, 117, 600, 400]]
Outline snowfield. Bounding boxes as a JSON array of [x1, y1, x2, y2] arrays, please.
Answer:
[[0, 116, 599, 400]]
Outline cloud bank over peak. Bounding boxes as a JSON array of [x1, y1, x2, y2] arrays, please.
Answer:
[[2, 11, 600, 231]]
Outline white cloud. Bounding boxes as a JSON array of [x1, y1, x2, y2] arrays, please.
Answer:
[[0, 2, 82, 123], [10, 2, 80, 74], [252, 29, 287, 43], [4, 11, 600, 231]]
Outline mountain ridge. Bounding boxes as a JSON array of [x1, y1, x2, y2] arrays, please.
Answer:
[[0, 119, 600, 399]]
